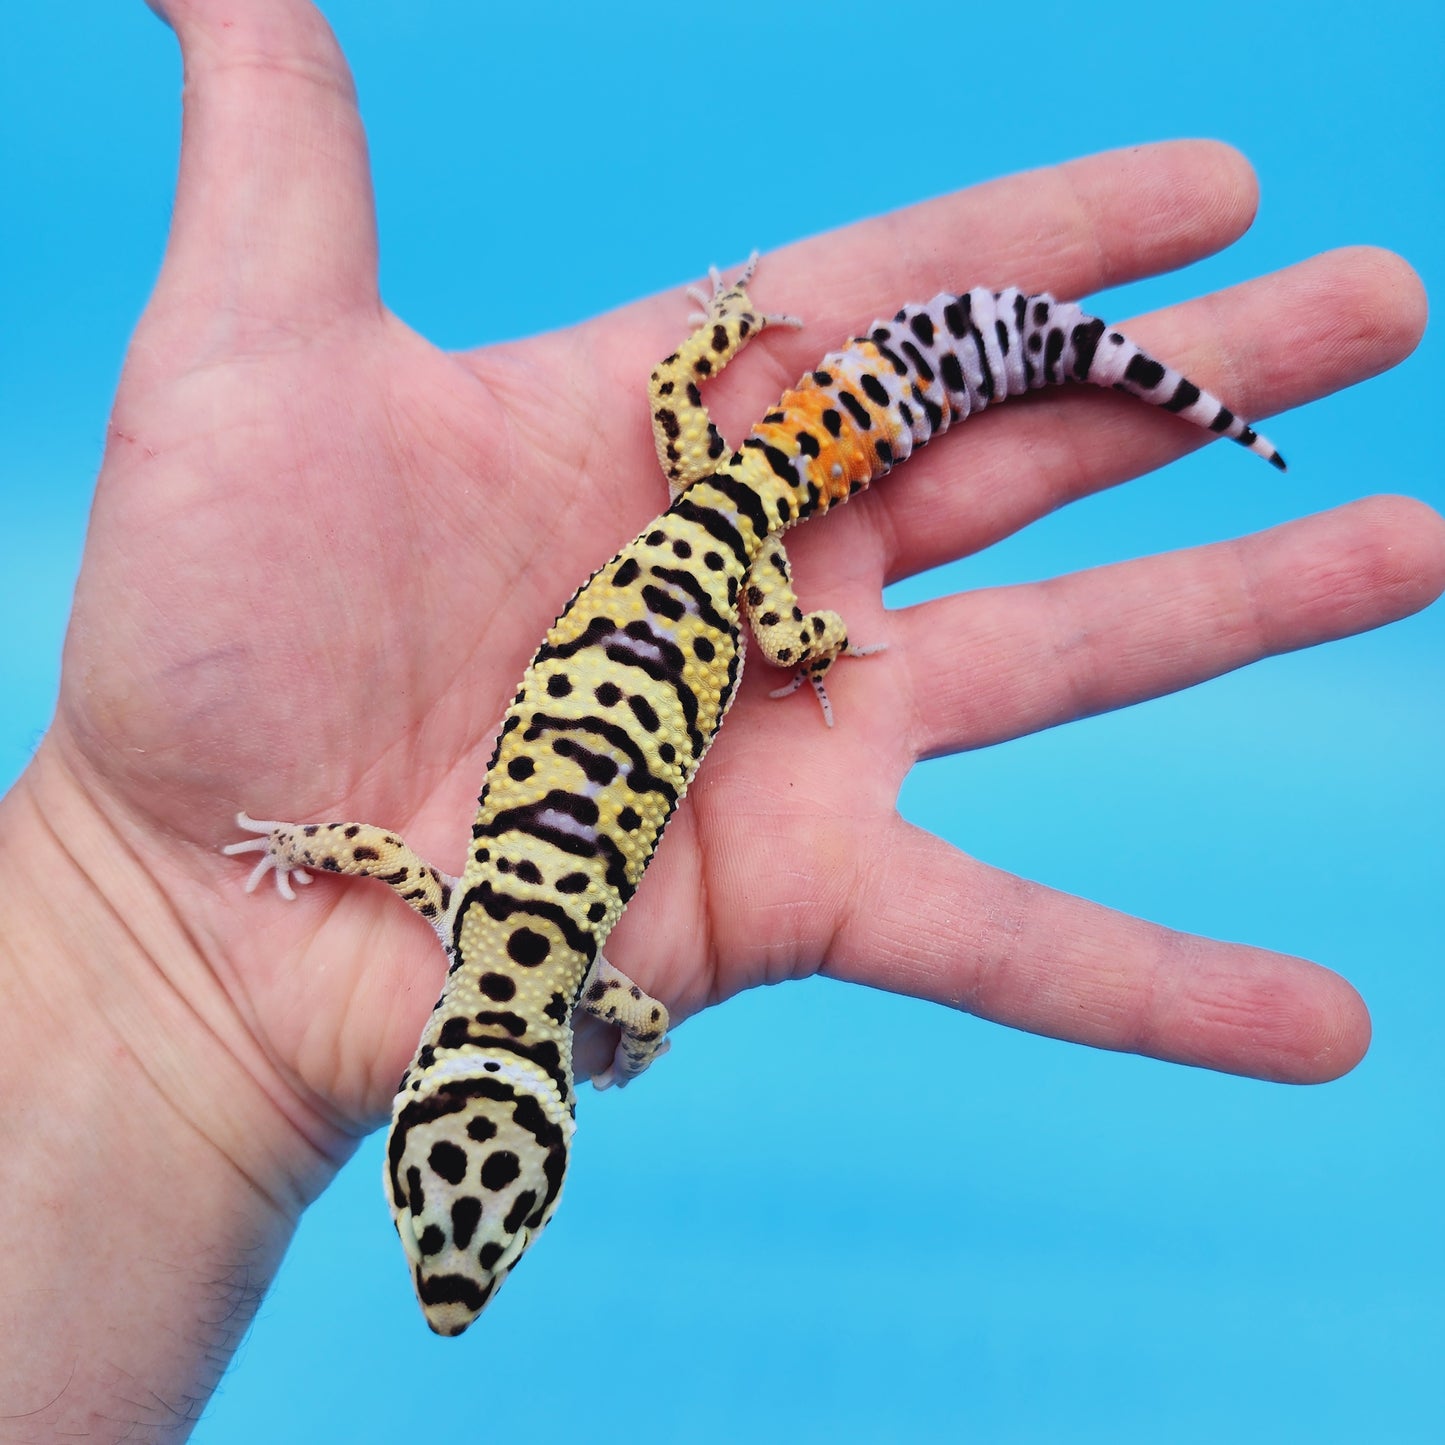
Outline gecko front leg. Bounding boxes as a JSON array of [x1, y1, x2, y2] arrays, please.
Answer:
[[579, 955, 671, 1091], [224, 812, 458, 938]]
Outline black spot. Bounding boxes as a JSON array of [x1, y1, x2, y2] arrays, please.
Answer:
[[654, 407, 679, 439], [515, 861, 542, 885], [417, 1270, 490, 1315], [645, 530, 665, 546], [406, 1166, 425, 1215], [551, 736, 619, 786], [628, 694, 660, 731], [940, 352, 965, 395], [874, 341, 908, 375], [480, 972, 516, 1001], [587, 902, 607, 922], [467, 1116, 497, 1144], [1070, 317, 1105, 379], [595, 681, 622, 707], [450, 1196, 483, 1250], [1125, 353, 1166, 390], [1163, 378, 1201, 413], [546, 673, 572, 698], [433, 1023, 479, 1057], [821, 408, 843, 437], [658, 742, 676, 764], [480, 1150, 522, 1191], [642, 580, 688, 622], [507, 756, 535, 781], [428, 1140, 469, 1186], [838, 390, 872, 430], [943, 296, 971, 337], [759, 611, 780, 628], [507, 928, 550, 967], [762, 444, 796, 482], [703, 550, 725, 570], [671, 539, 692, 558], [613, 557, 640, 587], [479, 1241, 505, 1270], [909, 312, 935, 346], [556, 872, 589, 893], [874, 439, 893, 467], [475, 1010, 527, 1037], [1043, 327, 1064, 383], [860, 372, 890, 407], [617, 807, 642, 831], [418, 1224, 446, 1256], [694, 636, 715, 662], [544, 992, 568, 1024], [504, 1189, 538, 1235]]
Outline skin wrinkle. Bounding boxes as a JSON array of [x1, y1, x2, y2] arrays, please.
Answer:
[[1227, 525, 1279, 663], [1040, 575, 1103, 727], [29, 756, 346, 1201], [1035, 153, 1119, 297], [964, 866, 1038, 1018]]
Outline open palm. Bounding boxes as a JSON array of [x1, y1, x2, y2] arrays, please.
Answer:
[[38, 0, 1440, 1202]]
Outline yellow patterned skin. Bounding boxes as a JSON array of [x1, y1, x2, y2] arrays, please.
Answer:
[[226, 257, 1282, 1334]]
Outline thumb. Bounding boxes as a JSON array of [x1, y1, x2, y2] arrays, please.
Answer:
[[142, 0, 379, 359]]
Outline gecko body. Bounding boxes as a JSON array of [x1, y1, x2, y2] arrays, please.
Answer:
[[226, 258, 1281, 1334]]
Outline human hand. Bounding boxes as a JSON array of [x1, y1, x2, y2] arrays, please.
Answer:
[[17, 0, 1439, 1186], [7, 0, 1443, 1428]]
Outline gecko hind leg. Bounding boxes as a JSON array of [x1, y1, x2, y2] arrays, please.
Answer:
[[580, 955, 671, 1091], [648, 252, 804, 497], [224, 812, 458, 938], [744, 537, 886, 727]]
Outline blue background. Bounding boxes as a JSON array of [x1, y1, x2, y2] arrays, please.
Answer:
[[3, 2, 1441, 1440]]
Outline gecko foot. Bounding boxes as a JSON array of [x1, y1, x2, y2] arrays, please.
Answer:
[[221, 811, 313, 900]]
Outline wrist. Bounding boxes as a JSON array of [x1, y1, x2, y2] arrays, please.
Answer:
[[0, 745, 347, 1434]]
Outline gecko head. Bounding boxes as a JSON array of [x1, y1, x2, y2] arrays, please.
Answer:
[[384, 1069, 574, 1336]]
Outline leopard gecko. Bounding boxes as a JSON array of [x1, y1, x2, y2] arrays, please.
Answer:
[[225, 256, 1283, 1334]]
